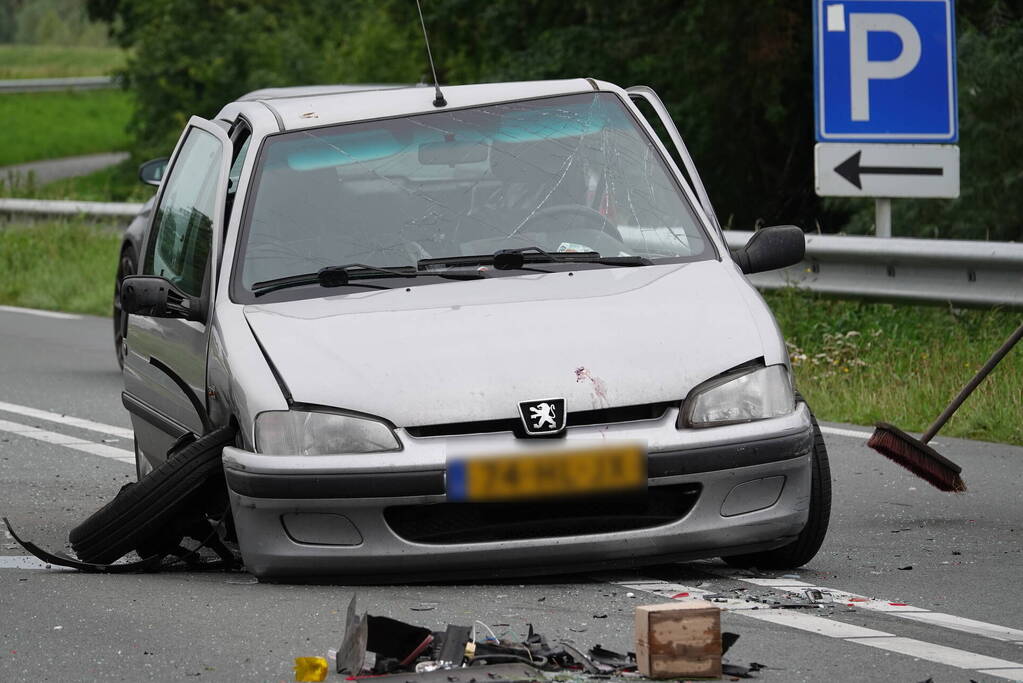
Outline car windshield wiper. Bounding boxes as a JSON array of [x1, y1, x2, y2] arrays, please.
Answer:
[[251, 263, 484, 298], [418, 246, 652, 271]]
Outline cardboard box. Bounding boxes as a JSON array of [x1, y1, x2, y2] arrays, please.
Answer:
[[635, 601, 721, 679]]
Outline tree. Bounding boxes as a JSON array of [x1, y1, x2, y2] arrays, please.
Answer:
[[89, 0, 1022, 240]]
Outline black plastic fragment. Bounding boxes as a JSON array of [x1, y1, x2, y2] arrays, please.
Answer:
[[436, 624, 473, 666], [3, 517, 163, 573], [366, 615, 434, 664]]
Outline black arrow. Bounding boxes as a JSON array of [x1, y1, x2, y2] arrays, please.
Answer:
[[835, 151, 944, 189]]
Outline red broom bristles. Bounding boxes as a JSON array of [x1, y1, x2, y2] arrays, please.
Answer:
[[868, 424, 967, 493]]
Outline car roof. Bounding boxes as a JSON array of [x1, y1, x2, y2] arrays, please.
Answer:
[[221, 79, 602, 133], [235, 84, 415, 101]]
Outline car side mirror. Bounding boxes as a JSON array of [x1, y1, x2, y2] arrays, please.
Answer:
[[120, 276, 204, 322], [138, 158, 168, 186], [731, 225, 805, 275]]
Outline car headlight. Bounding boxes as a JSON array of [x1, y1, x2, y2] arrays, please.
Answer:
[[681, 364, 794, 428], [255, 409, 401, 455]]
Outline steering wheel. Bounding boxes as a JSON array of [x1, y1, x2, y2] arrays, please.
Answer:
[[518, 204, 623, 243]]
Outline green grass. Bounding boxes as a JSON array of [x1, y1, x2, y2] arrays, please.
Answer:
[[0, 90, 132, 166], [0, 220, 121, 316], [0, 45, 127, 79], [1, 159, 156, 203], [766, 288, 1023, 446]]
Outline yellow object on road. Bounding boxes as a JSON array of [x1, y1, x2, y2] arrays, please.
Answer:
[[294, 656, 328, 682]]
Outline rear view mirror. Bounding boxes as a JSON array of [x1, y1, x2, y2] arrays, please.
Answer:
[[120, 276, 203, 321], [731, 225, 805, 275], [138, 158, 168, 186], [418, 140, 488, 165]]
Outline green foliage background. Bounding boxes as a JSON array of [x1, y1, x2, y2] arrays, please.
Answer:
[[0, 0, 110, 45], [85, 0, 1022, 241]]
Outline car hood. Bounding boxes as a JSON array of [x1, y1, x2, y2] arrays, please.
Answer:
[[243, 261, 769, 427]]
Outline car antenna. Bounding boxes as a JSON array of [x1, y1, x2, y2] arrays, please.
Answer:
[[415, 0, 446, 107]]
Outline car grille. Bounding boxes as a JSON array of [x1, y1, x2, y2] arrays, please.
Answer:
[[383, 484, 701, 544], [403, 401, 675, 438]]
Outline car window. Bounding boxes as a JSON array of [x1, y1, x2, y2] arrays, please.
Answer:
[[234, 92, 713, 296], [228, 130, 251, 195], [144, 127, 223, 297]]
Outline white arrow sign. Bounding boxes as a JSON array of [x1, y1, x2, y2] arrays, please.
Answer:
[[815, 143, 960, 198]]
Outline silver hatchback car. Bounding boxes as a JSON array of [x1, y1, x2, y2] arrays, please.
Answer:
[[116, 79, 829, 580]]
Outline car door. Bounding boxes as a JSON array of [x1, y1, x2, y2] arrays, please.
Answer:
[[122, 117, 232, 475]]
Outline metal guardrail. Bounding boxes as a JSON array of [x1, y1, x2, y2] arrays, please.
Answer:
[[0, 198, 142, 219], [726, 231, 1023, 310], [0, 76, 116, 94], [1, 198, 1019, 308]]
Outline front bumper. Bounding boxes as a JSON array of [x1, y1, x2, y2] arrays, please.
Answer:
[[223, 405, 815, 580]]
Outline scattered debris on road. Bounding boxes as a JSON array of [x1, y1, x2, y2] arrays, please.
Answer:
[[292, 597, 763, 682]]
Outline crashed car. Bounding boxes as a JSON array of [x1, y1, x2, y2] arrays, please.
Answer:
[[106, 79, 829, 579]]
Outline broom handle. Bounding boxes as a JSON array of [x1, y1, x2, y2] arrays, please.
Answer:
[[922, 320, 1023, 444]]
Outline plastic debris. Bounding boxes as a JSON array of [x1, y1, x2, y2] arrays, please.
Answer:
[[803, 589, 833, 604], [293, 656, 328, 682], [324, 597, 753, 682]]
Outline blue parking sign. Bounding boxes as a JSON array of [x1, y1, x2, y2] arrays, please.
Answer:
[[814, 0, 957, 142]]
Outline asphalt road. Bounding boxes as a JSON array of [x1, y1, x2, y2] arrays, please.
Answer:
[[1, 306, 1021, 682], [0, 151, 129, 185]]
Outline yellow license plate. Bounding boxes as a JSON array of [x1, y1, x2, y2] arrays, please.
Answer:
[[447, 445, 647, 502]]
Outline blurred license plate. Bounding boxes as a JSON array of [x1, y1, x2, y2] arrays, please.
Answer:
[[447, 445, 646, 502]]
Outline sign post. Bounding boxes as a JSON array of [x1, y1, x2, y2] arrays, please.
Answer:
[[813, 0, 959, 236]]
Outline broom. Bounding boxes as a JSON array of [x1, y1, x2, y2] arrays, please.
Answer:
[[868, 320, 1023, 493]]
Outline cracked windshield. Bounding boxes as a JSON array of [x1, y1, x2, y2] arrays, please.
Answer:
[[237, 92, 711, 293]]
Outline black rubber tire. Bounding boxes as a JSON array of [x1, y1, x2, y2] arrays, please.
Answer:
[[113, 246, 136, 369], [721, 400, 832, 569], [69, 425, 236, 565]]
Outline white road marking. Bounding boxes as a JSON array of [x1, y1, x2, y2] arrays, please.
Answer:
[[606, 576, 1023, 679], [742, 609, 892, 638], [0, 305, 81, 320], [980, 668, 1023, 681], [0, 418, 134, 464], [897, 612, 1023, 642], [741, 577, 813, 586], [724, 573, 1023, 641], [818, 425, 873, 439], [846, 637, 1023, 671], [0, 400, 133, 439], [0, 555, 68, 570]]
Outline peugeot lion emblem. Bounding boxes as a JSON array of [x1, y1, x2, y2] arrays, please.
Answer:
[[518, 398, 567, 436]]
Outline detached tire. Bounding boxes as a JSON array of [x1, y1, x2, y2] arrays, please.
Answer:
[[721, 400, 832, 570], [69, 426, 236, 565]]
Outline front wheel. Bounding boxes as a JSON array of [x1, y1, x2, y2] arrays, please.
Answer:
[[69, 426, 236, 564], [721, 401, 832, 569]]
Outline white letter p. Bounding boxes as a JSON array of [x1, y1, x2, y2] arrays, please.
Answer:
[[849, 13, 921, 121]]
